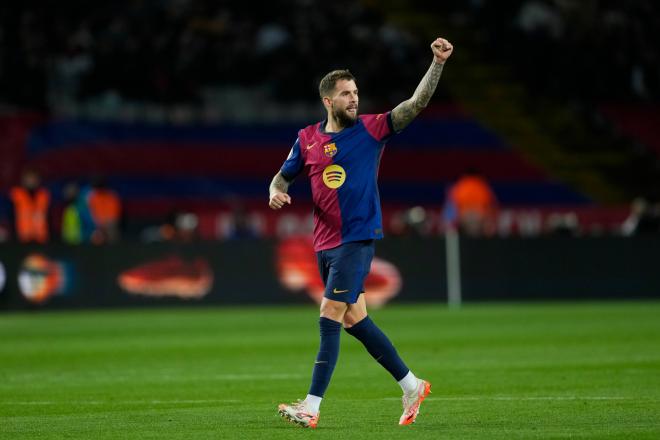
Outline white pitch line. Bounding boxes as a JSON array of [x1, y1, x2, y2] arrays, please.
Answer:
[[383, 396, 644, 402], [211, 373, 304, 380], [3, 372, 305, 384], [5, 396, 654, 407], [2, 399, 241, 406]]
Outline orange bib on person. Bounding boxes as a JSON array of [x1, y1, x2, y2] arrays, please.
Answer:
[[88, 189, 121, 227], [9, 187, 50, 243], [449, 176, 496, 217]]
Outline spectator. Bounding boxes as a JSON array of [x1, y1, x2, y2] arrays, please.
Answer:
[[443, 168, 498, 237], [396, 206, 430, 237], [61, 183, 83, 244], [226, 205, 260, 239], [545, 212, 579, 237], [141, 211, 200, 243], [622, 197, 660, 236], [174, 212, 200, 243], [87, 177, 122, 244], [8, 169, 51, 243]]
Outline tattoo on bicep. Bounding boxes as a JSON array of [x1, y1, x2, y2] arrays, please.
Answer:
[[392, 62, 444, 132]]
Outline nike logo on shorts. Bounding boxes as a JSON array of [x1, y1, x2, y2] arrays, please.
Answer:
[[333, 288, 349, 294]]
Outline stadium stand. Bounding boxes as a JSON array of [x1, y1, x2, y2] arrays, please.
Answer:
[[1, 1, 657, 240], [599, 104, 660, 158], [14, 103, 591, 238]]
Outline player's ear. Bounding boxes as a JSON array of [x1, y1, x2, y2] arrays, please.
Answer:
[[322, 96, 332, 108]]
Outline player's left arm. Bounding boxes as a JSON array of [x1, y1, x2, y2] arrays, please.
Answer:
[[391, 37, 453, 133]]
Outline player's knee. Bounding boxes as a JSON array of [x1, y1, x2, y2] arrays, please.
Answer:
[[343, 308, 366, 329], [343, 315, 356, 329], [320, 300, 347, 322], [343, 310, 367, 328]]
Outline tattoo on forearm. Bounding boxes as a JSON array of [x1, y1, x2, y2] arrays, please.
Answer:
[[269, 172, 290, 196], [391, 61, 444, 132]]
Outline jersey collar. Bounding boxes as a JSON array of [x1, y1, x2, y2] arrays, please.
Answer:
[[318, 117, 362, 136]]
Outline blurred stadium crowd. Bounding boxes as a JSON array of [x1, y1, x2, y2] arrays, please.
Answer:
[[0, 0, 428, 114], [3, 1, 657, 112], [468, 0, 660, 101], [1, 0, 660, 244]]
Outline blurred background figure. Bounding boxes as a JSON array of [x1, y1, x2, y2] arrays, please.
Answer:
[[403, 206, 430, 237], [87, 177, 122, 244], [443, 168, 498, 237], [141, 211, 200, 243], [390, 206, 430, 238], [545, 212, 579, 237], [173, 212, 200, 243], [60, 182, 83, 244], [8, 169, 51, 244], [621, 197, 660, 236], [225, 204, 261, 240]]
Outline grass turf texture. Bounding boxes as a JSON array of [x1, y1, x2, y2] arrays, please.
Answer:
[[1, 302, 659, 439]]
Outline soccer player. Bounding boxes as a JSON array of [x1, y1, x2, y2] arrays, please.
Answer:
[[269, 37, 453, 428]]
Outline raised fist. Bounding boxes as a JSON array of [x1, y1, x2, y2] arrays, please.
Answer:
[[431, 37, 453, 64]]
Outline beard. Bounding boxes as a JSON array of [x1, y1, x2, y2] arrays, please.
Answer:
[[332, 104, 358, 128]]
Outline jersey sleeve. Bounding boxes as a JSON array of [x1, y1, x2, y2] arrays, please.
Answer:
[[361, 112, 396, 143], [280, 138, 304, 181]]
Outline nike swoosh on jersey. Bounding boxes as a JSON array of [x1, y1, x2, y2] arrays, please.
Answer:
[[306, 142, 317, 150]]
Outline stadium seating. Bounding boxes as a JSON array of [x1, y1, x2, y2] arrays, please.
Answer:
[[24, 104, 588, 220], [599, 104, 660, 157]]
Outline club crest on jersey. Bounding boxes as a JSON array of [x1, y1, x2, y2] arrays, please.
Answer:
[[323, 143, 337, 157], [322, 165, 346, 189]]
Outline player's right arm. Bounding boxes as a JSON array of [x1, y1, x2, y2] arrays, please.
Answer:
[[269, 137, 304, 210], [269, 172, 292, 210]]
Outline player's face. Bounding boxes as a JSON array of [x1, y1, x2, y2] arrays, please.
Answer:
[[331, 80, 359, 127]]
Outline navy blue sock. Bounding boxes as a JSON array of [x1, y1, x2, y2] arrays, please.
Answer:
[[308, 317, 342, 398], [345, 316, 409, 381]]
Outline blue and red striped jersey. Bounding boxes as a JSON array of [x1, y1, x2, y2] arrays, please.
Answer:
[[280, 113, 396, 251]]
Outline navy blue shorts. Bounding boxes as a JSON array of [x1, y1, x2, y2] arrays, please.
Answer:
[[316, 240, 375, 304]]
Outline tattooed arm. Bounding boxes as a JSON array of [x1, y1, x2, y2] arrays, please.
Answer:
[[268, 171, 292, 210], [391, 37, 454, 132]]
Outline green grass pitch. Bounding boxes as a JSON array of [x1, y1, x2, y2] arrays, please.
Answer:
[[2, 302, 660, 439]]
